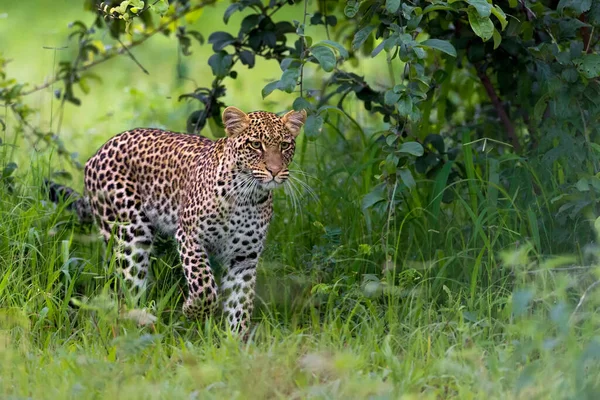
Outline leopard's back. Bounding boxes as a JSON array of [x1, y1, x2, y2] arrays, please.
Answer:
[[84, 128, 215, 234]]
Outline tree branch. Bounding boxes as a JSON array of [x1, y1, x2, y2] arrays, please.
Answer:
[[21, 0, 216, 96], [117, 38, 149, 75], [579, 14, 594, 54], [477, 67, 521, 153]]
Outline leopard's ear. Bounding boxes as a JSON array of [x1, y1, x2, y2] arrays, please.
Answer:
[[281, 109, 307, 137], [222, 106, 250, 137]]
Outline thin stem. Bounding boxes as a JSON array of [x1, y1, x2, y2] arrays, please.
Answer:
[[476, 65, 521, 153], [299, 0, 309, 98], [322, 0, 331, 40], [117, 38, 150, 75]]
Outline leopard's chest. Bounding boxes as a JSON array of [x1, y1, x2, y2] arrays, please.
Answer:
[[200, 198, 271, 261], [200, 203, 253, 242]]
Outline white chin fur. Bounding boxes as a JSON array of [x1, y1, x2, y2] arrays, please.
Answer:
[[260, 180, 282, 190]]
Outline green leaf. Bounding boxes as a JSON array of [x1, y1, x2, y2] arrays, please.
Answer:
[[371, 41, 386, 57], [386, 135, 398, 147], [208, 51, 233, 77], [399, 168, 416, 190], [574, 54, 600, 78], [491, 5, 508, 30], [398, 142, 424, 156], [262, 81, 279, 99], [223, 3, 243, 23], [576, 178, 589, 192], [386, 0, 401, 13], [2, 162, 17, 179], [557, 0, 592, 14], [310, 45, 336, 72], [207, 31, 236, 52], [241, 14, 261, 34], [315, 40, 349, 59], [533, 93, 550, 123], [423, 4, 453, 14], [397, 96, 413, 118], [280, 58, 300, 71], [362, 184, 387, 211], [384, 90, 401, 105], [239, 50, 255, 68], [304, 114, 324, 139], [511, 289, 534, 318], [590, 142, 600, 155], [293, 97, 313, 111], [492, 28, 502, 49], [352, 25, 376, 51], [467, 7, 494, 42], [344, 0, 360, 17], [153, 0, 169, 16], [187, 30, 205, 45], [590, 1, 600, 25], [466, 0, 492, 17], [561, 68, 579, 82], [413, 47, 426, 59], [278, 68, 300, 92], [424, 134, 445, 153], [417, 39, 457, 57], [430, 160, 454, 219]]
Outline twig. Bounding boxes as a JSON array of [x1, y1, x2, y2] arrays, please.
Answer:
[[322, 0, 331, 40], [21, 0, 215, 96], [570, 279, 600, 323], [579, 14, 594, 54], [299, 0, 309, 98], [476, 66, 521, 153], [138, 0, 162, 15], [117, 38, 149, 75], [519, 0, 536, 21], [524, 265, 594, 274]]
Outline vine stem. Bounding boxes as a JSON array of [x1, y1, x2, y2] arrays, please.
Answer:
[[21, 0, 216, 97], [477, 66, 521, 153], [299, 0, 309, 98]]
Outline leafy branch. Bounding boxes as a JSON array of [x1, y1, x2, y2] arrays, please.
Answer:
[[21, 0, 217, 97], [178, 0, 296, 133]]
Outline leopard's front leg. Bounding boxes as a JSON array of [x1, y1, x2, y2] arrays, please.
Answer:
[[221, 194, 272, 339], [177, 228, 218, 319], [221, 250, 261, 337]]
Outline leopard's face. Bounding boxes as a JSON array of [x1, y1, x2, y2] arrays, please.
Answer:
[[223, 108, 306, 189]]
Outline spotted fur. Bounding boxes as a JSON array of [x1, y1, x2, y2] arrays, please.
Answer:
[[48, 107, 306, 336]]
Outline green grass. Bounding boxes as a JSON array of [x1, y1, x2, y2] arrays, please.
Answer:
[[1, 125, 600, 399], [2, 1, 600, 399]]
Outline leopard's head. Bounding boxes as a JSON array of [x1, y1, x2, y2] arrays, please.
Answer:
[[222, 106, 306, 189]]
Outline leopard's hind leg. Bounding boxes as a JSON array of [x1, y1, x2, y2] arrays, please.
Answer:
[[87, 185, 155, 296]]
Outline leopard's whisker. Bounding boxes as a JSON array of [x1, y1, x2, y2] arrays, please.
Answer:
[[288, 175, 320, 205], [240, 180, 258, 204], [283, 181, 296, 216], [289, 168, 320, 182], [224, 175, 255, 204], [284, 179, 302, 218]]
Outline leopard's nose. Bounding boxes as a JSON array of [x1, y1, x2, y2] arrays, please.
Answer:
[[265, 165, 282, 177]]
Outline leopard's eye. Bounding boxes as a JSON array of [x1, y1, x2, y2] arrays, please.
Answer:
[[249, 141, 262, 150], [280, 142, 291, 150]]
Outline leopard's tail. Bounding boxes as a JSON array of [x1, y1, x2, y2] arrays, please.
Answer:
[[43, 179, 94, 224]]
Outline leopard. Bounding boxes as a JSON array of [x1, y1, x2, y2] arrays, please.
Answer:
[[46, 106, 307, 336]]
